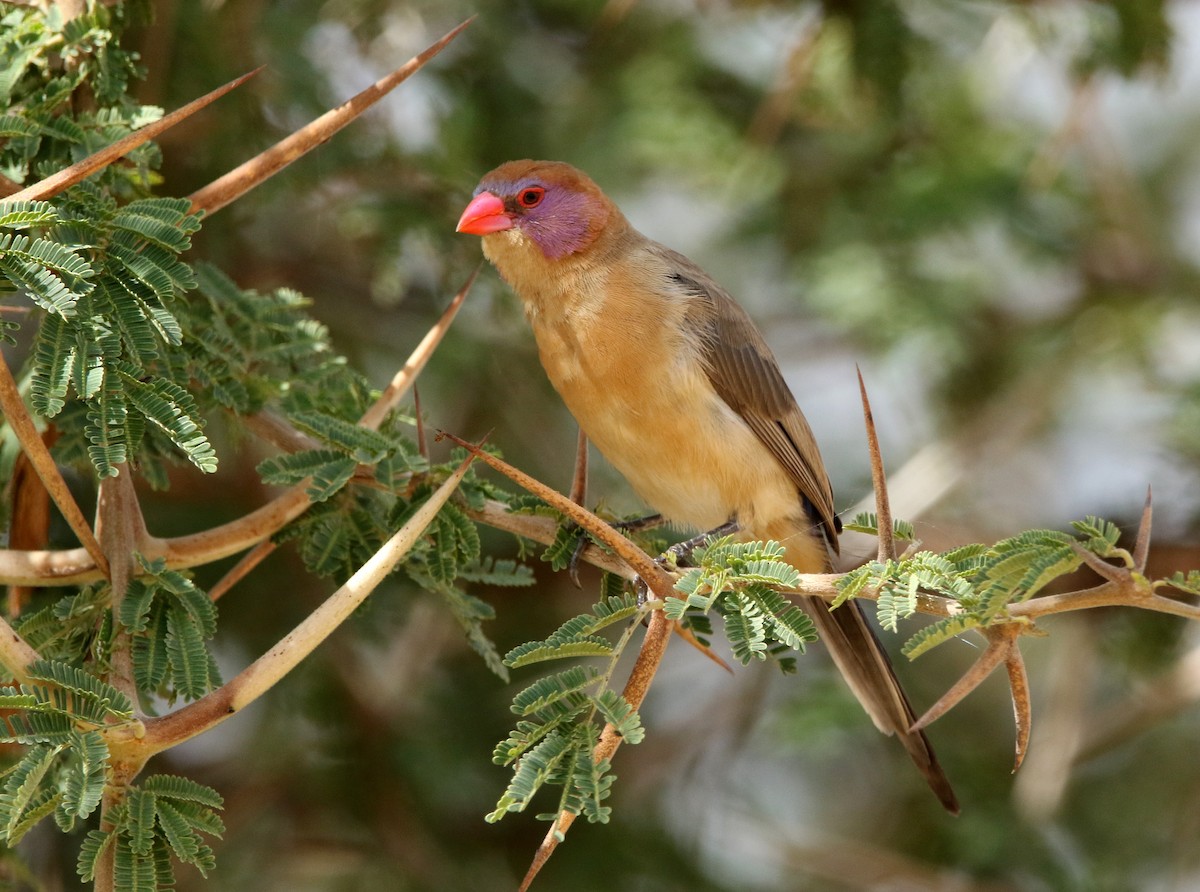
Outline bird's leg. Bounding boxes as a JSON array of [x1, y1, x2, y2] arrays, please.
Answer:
[[634, 517, 741, 604], [662, 517, 741, 568], [567, 513, 665, 587]]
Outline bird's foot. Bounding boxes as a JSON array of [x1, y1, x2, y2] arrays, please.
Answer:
[[566, 513, 664, 587], [633, 517, 741, 604]]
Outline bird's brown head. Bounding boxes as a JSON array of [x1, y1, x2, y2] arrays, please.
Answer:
[[456, 160, 616, 260]]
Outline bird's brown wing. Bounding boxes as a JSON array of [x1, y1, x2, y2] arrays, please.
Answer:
[[659, 247, 959, 814], [660, 255, 838, 550]]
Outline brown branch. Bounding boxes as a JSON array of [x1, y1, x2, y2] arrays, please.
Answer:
[[187, 18, 474, 216], [0, 348, 109, 577], [2, 69, 261, 204], [207, 540, 276, 602]]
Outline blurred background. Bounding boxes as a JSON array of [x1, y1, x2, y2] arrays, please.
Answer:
[[23, 0, 1200, 889]]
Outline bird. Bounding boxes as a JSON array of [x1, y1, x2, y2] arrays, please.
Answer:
[[456, 159, 958, 814]]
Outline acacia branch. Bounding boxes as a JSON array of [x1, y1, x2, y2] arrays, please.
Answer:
[[104, 453, 475, 758]]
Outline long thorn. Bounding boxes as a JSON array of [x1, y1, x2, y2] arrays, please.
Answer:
[[188, 18, 474, 215], [911, 628, 1011, 732], [3, 68, 261, 204], [1006, 642, 1032, 772], [1132, 485, 1153, 573], [857, 366, 896, 563]]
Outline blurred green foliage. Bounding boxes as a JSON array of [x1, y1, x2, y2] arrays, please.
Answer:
[[3, 0, 1199, 890]]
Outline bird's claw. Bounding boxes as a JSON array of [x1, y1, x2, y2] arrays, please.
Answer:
[[566, 513, 665, 588]]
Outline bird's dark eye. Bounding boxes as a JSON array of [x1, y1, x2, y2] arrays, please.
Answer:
[[517, 187, 545, 208]]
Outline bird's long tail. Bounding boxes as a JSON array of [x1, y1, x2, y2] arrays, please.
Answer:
[[804, 596, 960, 815]]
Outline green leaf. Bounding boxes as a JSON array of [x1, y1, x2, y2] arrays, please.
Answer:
[[126, 788, 156, 855], [25, 659, 133, 719], [592, 690, 644, 744], [486, 731, 574, 823], [142, 774, 224, 809], [29, 311, 74, 416], [166, 603, 213, 700], [60, 729, 107, 820], [289, 410, 393, 463], [119, 369, 218, 474], [0, 743, 59, 840], [902, 614, 984, 659], [257, 448, 354, 485], [511, 667, 599, 715], [504, 638, 615, 669], [77, 828, 115, 882]]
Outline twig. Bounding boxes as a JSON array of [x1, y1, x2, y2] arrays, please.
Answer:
[[569, 428, 588, 505], [0, 348, 109, 577], [2, 69, 261, 204], [208, 540, 277, 602], [187, 19, 474, 215]]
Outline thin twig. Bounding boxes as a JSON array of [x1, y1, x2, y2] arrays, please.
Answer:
[[187, 19, 474, 216], [359, 267, 476, 430], [569, 428, 588, 505], [2, 69, 261, 204], [208, 540, 277, 602], [0, 348, 109, 577]]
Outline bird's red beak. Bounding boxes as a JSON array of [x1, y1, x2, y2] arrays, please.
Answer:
[[456, 191, 513, 235]]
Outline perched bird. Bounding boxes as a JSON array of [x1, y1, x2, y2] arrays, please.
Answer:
[[457, 160, 958, 813]]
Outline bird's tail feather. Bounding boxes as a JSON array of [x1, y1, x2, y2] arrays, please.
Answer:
[[804, 596, 960, 815]]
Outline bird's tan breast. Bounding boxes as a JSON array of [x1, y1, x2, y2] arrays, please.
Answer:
[[524, 263, 801, 540]]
